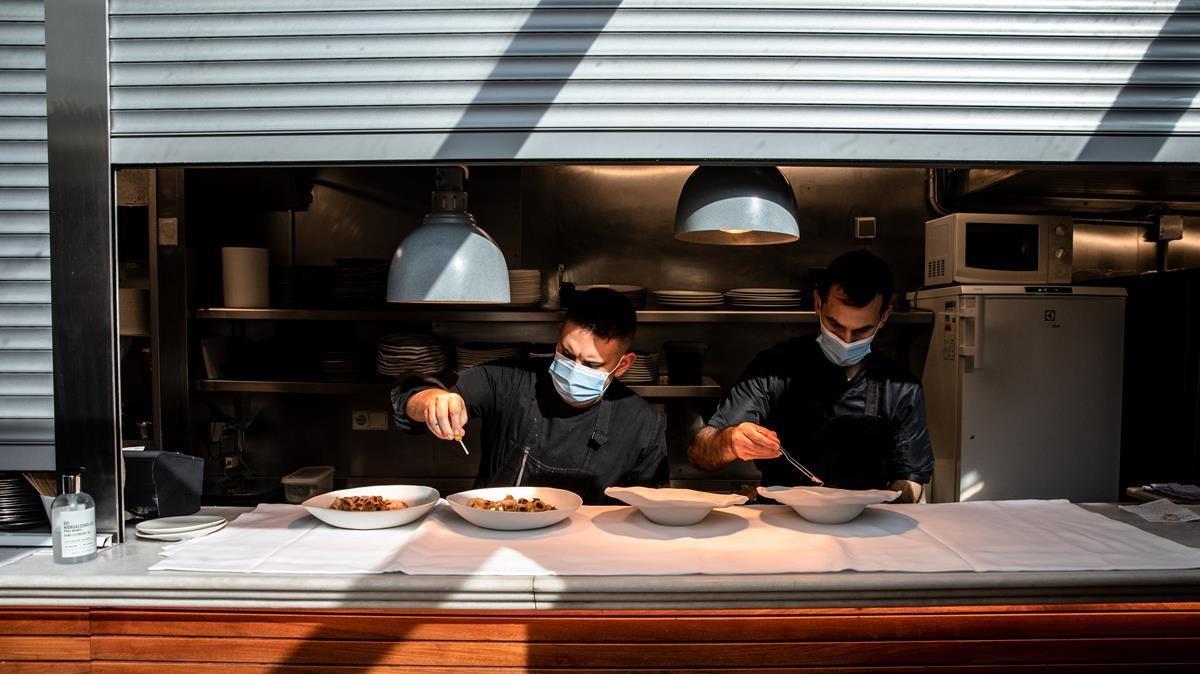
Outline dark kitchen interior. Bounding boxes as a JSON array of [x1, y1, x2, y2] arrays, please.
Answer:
[[113, 164, 1200, 504]]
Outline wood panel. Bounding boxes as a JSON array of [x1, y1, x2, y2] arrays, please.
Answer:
[[91, 604, 1200, 642], [0, 607, 90, 668], [86, 666, 1200, 674], [91, 636, 1200, 668]]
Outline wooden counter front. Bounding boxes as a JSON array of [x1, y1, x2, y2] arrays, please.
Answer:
[[4, 603, 1199, 672]]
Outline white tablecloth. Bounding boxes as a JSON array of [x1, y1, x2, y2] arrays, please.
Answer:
[[149, 500, 1200, 576]]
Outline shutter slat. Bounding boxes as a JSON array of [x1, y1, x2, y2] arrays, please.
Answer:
[[0, 70, 44, 94], [110, 81, 1200, 111], [0, 141, 48, 163], [0, 259, 49, 281], [0, 374, 52, 396], [0, 212, 47, 234], [0, 418, 54, 442], [0, 2, 43, 22], [0, 164, 45, 188], [0, 94, 44, 117], [0, 396, 53, 419], [0, 350, 51, 373], [0, 281, 51, 304], [0, 189, 47, 211], [0, 305, 50, 327], [0, 329, 51, 350]]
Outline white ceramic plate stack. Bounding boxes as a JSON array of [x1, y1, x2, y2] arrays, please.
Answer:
[[447, 486, 581, 531], [725, 288, 805, 309], [0, 473, 47, 531], [455, 342, 527, 371], [605, 486, 749, 526], [652, 289, 724, 308], [376, 334, 451, 377], [618, 351, 660, 384], [507, 269, 542, 307], [576, 284, 647, 309], [302, 485, 440, 530], [135, 515, 227, 541], [757, 485, 900, 524]]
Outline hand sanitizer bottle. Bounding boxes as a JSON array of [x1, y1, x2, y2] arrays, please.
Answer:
[[52, 470, 97, 564]]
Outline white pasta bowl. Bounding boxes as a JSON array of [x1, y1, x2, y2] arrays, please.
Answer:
[[302, 485, 440, 530], [605, 486, 748, 526], [447, 486, 582, 531], [757, 485, 901, 524]]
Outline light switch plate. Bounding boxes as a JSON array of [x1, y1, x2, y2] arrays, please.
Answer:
[[853, 216, 877, 239], [158, 217, 179, 246]]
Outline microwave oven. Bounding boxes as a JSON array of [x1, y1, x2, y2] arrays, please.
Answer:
[[924, 213, 1073, 286]]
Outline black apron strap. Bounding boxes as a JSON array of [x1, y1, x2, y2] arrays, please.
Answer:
[[589, 397, 611, 449]]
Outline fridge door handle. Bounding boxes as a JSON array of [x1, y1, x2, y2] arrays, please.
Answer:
[[957, 296, 983, 369]]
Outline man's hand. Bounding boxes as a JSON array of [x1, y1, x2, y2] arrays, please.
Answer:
[[889, 479, 923, 504], [406, 388, 468, 441], [720, 422, 783, 462]]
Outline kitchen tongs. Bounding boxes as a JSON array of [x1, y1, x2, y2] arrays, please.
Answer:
[[778, 447, 824, 486]]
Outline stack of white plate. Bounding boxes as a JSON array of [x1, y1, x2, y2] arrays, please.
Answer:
[[618, 351, 660, 384], [0, 473, 46, 531], [652, 289, 724, 308], [455, 342, 526, 371], [725, 288, 805, 308], [507, 269, 542, 307], [135, 515, 227, 542], [576, 284, 647, 309], [377, 334, 451, 377]]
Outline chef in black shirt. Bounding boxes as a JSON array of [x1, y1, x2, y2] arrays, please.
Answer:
[[689, 250, 933, 503], [391, 288, 667, 504]]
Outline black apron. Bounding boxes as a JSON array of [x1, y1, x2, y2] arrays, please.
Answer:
[[486, 390, 613, 503], [760, 379, 894, 490]]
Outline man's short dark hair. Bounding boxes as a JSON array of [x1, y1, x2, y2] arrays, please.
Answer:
[[564, 288, 637, 344], [816, 250, 894, 309]]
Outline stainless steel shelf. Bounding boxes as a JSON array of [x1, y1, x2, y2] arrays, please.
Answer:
[[194, 376, 723, 399], [193, 307, 934, 324]]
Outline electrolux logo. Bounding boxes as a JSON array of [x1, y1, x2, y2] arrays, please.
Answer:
[[1044, 310, 1056, 322], [1043, 309, 1060, 328]]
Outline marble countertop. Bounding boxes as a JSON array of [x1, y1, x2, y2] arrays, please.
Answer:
[[1, 504, 1198, 610]]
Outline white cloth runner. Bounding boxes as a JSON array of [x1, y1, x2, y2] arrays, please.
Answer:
[[150, 503, 421, 574], [150, 499, 1200, 576]]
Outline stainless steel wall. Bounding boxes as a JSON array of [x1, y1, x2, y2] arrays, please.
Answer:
[[106, 1, 1200, 165], [187, 165, 932, 491]]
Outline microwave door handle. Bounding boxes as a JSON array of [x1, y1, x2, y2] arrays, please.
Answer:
[[957, 296, 984, 370]]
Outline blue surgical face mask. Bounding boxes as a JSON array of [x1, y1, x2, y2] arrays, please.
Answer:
[[815, 309, 876, 367], [549, 352, 617, 405]]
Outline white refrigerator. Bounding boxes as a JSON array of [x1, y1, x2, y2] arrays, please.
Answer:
[[911, 285, 1126, 503]]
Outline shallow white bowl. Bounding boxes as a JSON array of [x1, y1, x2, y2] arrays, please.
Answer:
[[447, 486, 581, 531], [302, 485, 440, 530], [636, 505, 717, 526], [604, 486, 748, 527], [757, 485, 900, 525]]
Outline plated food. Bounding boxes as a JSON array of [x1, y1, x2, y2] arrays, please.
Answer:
[[330, 495, 408, 512], [303, 485, 439, 529], [468, 494, 556, 512], [604, 486, 748, 526], [448, 486, 581, 531], [757, 485, 900, 524]]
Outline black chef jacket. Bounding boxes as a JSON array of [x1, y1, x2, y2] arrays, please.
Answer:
[[707, 336, 934, 489], [391, 357, 668, 504]]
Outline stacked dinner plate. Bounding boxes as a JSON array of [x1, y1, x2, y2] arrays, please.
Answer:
[[135, 515, 227, 542], [507, 269, 542, 307], [529, 343, 557, 359], [652, 289, 724, 308], [618, 351, 660, 384], [376, 334, 451, 377], [725, 288, 805, 309], [576, 284, 647, 309], [0, 473, 48, 531], [455, 342, 526, 371], [333, 258, 389, 305], [319, 350, 364, 382]]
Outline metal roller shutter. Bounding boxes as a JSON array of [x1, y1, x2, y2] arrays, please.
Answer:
[[0, 0, 52, 470], [106, 1, 1200, 164]]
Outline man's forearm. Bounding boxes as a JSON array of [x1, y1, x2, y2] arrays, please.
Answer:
[[889, 479, 923, 504], [688, 426, 734, 472]]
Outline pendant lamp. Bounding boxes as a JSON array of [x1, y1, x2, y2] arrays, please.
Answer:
[[675, 166, 800, 245], [387, 167, 511, 303]]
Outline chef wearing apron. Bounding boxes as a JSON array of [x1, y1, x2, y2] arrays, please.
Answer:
[[391, 288, 667, 504], [689, 251, 933, 503]]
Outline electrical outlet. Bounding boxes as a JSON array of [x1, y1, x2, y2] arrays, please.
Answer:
[[352, 411, 390, 431]]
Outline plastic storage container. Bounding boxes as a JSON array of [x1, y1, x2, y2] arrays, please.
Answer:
[[281, 466, 335, 504]]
